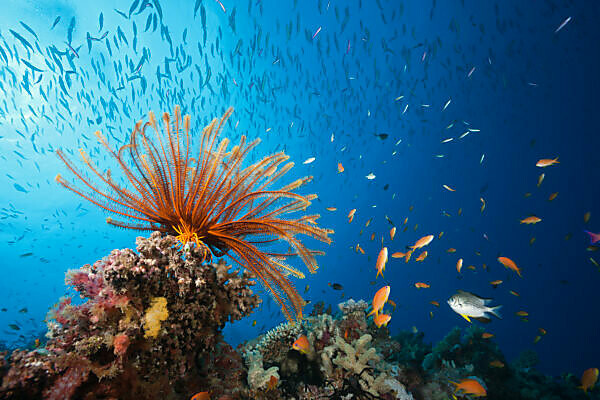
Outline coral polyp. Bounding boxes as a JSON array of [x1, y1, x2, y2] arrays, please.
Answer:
[[55, 106, 333, 321]]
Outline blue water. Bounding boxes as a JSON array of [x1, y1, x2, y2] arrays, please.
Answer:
[[0, 0, 598, 380]]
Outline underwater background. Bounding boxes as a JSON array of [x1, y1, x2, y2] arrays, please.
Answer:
[[0, 0, 599, 398]]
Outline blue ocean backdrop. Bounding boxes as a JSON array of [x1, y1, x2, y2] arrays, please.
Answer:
[[0, 0, 598, 389]]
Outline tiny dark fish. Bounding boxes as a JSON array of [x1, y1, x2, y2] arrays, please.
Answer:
[[18, 308, 28, 313], [19, 21, 39, 41], [67, 17, 76, 44], [20, 252, 33, 257], [14, 184, 28, 193], [51, 16, 61, 30], [374, 133, 388, 140], [8, 324, 20, 331], [330, 283, 343, 290]]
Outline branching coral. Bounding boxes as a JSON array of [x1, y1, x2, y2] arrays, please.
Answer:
[[55, 106, 333, 321], [244, 349, 280, 390], [321, 333, 403, 397], [249, 321, 303, 364], [243, 299, 413, 399]]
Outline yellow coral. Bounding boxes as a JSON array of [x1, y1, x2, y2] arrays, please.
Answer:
[[143, 297, 169, 338]]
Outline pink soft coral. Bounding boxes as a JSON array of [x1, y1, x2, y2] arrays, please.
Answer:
[[113, 334, 130, 357]]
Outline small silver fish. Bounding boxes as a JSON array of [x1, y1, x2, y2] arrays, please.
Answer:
[[447, 290, 502, 323]]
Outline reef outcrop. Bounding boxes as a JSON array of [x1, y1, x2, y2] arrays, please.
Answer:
[[0, 233, 259, 400]]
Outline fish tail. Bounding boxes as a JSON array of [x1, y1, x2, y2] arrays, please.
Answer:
[[584, 230, 600, 244], [489, 305, 502, 319], [554, 157, 560, 163]]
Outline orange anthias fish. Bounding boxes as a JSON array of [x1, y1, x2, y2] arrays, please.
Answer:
[[390, 227, 396, 241], [498, 256, 522, 277], [292, 335, 311, 354], [374, 313, 391, 328], [537, 173, 545, 187], [536, 157, 559, 167], [348, 208, 356, 222], [456, 258, 463, 273], [490, 280, 503, 287], [391, 251, 406, 258], [415, 251, 428, 262], [520, 216, 541, 224], [430, 301, 440, 307], [489, 360, 505, 368], [411, 234, 434, 249], [337, 162, 344, 173], [442, 184, 456, 192], [482, 332, 494, 339], [515, 311, 529, 317], [414, 282, 430, 289], [579, 368, 599, 393], [367, 286, 390, 317], [190, 392, 210, 400], [375, 247, 388, 279], [450, 378, 487, 397]]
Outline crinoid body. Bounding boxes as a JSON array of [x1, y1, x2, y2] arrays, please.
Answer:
[[56, 106, 333, 321]]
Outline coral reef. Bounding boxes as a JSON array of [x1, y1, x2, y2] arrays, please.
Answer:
[[0, 258, 597, 400], [239, 299, 598, 400], [0, 232, 259, 400], [242, 298, 414, 399]]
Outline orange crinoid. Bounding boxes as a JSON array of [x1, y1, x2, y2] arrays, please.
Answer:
[[55, 106, 333, 321]]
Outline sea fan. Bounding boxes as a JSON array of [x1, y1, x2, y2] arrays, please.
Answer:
[[55, 106, 333, 321]]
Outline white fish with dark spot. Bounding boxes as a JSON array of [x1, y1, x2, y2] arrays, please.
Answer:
[[447, 290, 502, 323]]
